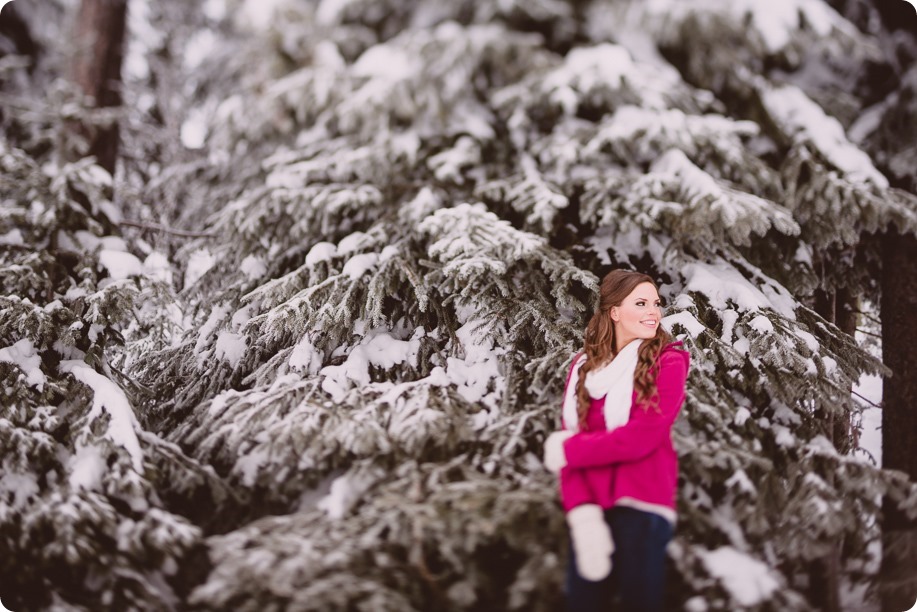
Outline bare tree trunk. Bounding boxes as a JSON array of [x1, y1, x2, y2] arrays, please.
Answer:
[[0, 3, 39, 65], [810, 277, 859, 612], [880, 229, 917, 612], [69, 0, 128, 175]]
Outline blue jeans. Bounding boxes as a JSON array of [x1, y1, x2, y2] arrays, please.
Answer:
[[564, 506, 673, 612]]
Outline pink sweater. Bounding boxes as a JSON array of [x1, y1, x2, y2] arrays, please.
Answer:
[[558, 341, 690, 519]]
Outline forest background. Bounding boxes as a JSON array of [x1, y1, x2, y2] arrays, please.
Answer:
[[1, 0, 917, 610]]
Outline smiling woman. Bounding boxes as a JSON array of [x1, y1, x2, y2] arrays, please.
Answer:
[[543, 269, 691, 612]]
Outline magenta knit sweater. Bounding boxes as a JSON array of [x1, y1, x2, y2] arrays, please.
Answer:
[[558, 341, 690, 514]]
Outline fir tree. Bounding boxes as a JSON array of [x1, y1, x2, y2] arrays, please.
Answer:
[[2, 1, 916, 610]]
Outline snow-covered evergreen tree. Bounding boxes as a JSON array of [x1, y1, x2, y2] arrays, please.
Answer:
[[2, 0, 916, 610]]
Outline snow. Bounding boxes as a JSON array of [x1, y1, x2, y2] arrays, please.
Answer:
[[67, 444, 107, 491], [337, 231, 370, 255], [316, 0, 358, 26], [645, 0, 852, 55], [0, 338, 46, 391], [431, 316, 505, 410], [352, 43, 421, 81], [207, 389, 236, 418], [237, 0, 290, 31], [181, 108, 209, 149], [589, 106, 758, 154], [544, 43, 677, 110], [427, 136, 481, 183], [215, 331, 247, 367], [74, 230, 102, 251], [734, 407, 751, 426], [653, 149, 720, 196], [379, 245, 399, 263], [195, 304, 230, 364], [60, 360, 144, 474], [317, 465, 385, 520], [125, 0, 155, 81], [342, 253, 379, 279], [0, 228, 24, 246], [185, 249, 215, 287], [807, 434, 840, 457], [773, 425, 796, 447], [320, 331, 421, 402], [289, 335, 323, 375], [142, 252, 173, 284], [203, 0, 227, 20], [793, 243, 813, 265], [748, 315, 774, 334], [0, 470, 39, 510], [240, 255, 267, 280], [184, 29, 217, 70], [399, 187, 442, 224], [305, 241, 337, 266], [684, 596, 708, 612], [725, 470, 756, 495], [682, 261, 796, 319], [235, 446, 269, 487], [99, 249, 143, 280], [772, 402, 802, 425], [720, 309, 739, 343], [761, 84, 888, 187], [793, 327, 820, 353], [662, 311, 705, 338], [701, 546, 780, 607], [740, 0, 816, 52]]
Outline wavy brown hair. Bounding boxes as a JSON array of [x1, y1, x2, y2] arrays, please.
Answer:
[[575, 270, 673, 430]]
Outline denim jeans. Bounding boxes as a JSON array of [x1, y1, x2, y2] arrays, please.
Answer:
[[564, 505, 673, 612]]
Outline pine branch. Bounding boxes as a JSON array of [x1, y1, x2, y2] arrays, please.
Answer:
[[119, 219, 217, 238]]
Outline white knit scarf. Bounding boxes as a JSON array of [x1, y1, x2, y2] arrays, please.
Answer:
[[562, 339, 644, 432]]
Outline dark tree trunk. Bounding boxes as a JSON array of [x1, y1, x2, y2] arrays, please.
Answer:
[[810, 279, 859, 612], [0, 3, 39, 64], [880, 229, 917, 612], [69, 0, 128, 175]]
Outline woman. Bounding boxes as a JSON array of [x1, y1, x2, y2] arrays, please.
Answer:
[[543, 269, 690, 612]]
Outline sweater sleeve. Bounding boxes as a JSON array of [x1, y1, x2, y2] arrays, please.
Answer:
[[562, 350, 689, 469], [559, 465, 595, 511]]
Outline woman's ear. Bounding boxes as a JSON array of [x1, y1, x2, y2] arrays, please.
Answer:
[[609, 307, 619, 322]]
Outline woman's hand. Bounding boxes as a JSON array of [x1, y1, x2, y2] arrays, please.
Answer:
[[543, 430, 574, 473], [566, 503, 614, 581]]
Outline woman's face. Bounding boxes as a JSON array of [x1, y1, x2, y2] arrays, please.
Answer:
[[610, 282, 662, 350]]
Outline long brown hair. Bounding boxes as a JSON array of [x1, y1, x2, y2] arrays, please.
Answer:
[[575, 269, 673, 430]]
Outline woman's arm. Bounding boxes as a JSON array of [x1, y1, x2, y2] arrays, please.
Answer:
[[559, 465, 598, 511], [562, 350, 689, 469]]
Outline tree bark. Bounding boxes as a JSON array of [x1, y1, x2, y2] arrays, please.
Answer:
[[810, 279, 859, 612], [0, 2, 39, 64], [69, 0, 128, 175], [880, 229, 917, 612]]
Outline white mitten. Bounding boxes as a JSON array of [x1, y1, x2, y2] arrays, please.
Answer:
[[566, 504, 614, 581], [543, 430, 574, 473]]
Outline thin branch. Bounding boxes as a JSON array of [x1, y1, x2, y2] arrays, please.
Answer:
[[852, 390, 882, 409], [855, 328, 881, 339], [853, 309, 881, 326], [119, 220, 216, 238]]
